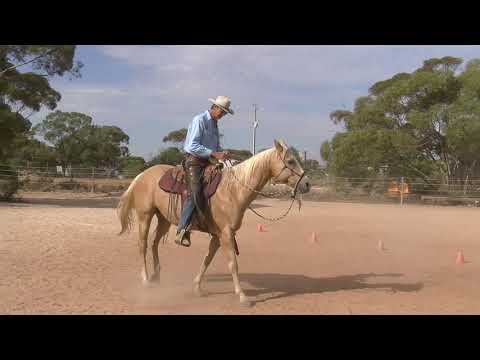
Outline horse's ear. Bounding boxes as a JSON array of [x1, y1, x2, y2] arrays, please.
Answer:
[[274, 139, 284, 154], [279, 139, 288, 149]]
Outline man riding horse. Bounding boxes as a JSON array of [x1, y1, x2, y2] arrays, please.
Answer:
[[175, 96, 234, 247]]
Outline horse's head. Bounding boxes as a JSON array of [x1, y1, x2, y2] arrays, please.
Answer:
[[271, 139, 311, 195]]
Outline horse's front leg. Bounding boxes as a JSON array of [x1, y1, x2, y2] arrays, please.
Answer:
[[219, 227, 252, 307]]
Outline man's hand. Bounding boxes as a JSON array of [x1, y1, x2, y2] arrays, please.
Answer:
[[211, 151, 230, 161]]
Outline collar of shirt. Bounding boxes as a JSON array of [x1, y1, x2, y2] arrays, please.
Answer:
[[205, 110, 212, 121], [206, 110, 218, 128]]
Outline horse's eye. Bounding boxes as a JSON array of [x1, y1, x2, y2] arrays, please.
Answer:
[[287, 159, 296, 165]]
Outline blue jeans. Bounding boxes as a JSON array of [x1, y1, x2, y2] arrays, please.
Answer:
[[177, 159, 206, 234], [177, 196, 195, 233]]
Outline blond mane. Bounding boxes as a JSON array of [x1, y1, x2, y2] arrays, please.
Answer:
[[224, 147, 276, 191]]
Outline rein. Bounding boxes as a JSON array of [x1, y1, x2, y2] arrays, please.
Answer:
[[224, 152, 304, 222]]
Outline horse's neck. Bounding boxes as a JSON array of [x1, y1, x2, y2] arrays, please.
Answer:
[[228, 150, 274, 207]]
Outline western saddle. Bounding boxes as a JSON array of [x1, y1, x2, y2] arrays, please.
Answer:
[[158, 162, 223, 209]]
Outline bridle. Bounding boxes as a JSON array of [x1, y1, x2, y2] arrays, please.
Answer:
[[225, 149, 305, 222], [270, 150, 305, 199]]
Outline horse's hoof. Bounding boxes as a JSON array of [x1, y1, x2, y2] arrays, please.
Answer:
[[141, 270, 151, 287], [193, 287, 208, 297], [240, 300, 253, 308], [240, 296, 253, 308]]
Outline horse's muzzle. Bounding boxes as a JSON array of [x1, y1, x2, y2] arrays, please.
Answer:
[[297, 176, 311, 194]]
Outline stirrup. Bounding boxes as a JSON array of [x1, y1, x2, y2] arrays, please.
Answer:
[[175, 229, 191, 247]]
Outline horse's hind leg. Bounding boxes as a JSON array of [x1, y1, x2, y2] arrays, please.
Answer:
[[137, 210, 154, 287], [150, 213, 170, 283], [193, 234, 220, 297]]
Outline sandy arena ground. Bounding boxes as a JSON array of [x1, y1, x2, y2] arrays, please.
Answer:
[[1, 191, 480, 314]]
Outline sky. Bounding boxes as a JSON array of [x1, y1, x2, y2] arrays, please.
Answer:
[[31, 45, 480, 162]]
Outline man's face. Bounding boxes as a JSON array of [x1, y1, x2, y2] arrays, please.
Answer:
[[211, 106, 227, 121]]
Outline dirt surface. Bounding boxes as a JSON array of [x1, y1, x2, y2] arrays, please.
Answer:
[[2, 192, 480, 314]]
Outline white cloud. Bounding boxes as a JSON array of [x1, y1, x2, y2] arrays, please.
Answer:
[[40, 45, 480, 160]]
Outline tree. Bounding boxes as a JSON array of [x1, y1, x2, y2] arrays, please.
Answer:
[[149, 147, 183, 166], [162, 128, 187, 147], [320, 140, 332, 163], [324, 56, 480, 184], [304, 159, 320, 169], [0, 106, 30, 161], [34, 111, 130, 169], [0, 45, 82, 163], [10, 131, 57, 166], [222, 148, 252, 162], [119, 156, 146, 175], [82, 125, 129, 168], [34, 111, 94, 168]]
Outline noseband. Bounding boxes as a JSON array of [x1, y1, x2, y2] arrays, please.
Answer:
[[271, 151, 305, 198]]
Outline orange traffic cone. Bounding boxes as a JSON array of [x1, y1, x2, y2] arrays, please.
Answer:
[[257, 224, 264, 232], [456, 250, 465, 264], [310, 232, 317, 244], [378, 240, 385, 251]]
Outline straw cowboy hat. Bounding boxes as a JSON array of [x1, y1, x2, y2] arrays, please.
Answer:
[[208, 96, 234, 115]]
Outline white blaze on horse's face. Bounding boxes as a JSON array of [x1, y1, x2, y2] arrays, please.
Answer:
[[272, 139, 311, 194]]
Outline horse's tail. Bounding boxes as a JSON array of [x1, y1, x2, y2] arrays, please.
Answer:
[[117, 172, 142, 235]]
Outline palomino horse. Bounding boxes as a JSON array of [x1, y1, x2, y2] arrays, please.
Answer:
[[117, 139, 310, 306]]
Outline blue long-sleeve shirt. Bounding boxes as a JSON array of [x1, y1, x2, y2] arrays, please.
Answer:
[[183, 110, 220, 159]]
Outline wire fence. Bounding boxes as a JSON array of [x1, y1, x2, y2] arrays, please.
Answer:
[[0, 164, 142, 193], [305, 174, 480, 206], [0, 164, 141, 179], [3, 164, 480, 206]]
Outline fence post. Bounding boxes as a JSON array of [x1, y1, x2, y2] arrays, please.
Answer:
[[400, 176, 405, 206], [91, 167, 95, 193]]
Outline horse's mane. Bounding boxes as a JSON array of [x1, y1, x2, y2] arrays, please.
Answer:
[[224, 147, 275, 190]]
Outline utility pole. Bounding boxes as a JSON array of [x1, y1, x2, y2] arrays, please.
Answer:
[[252, 104, 259, 155]]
